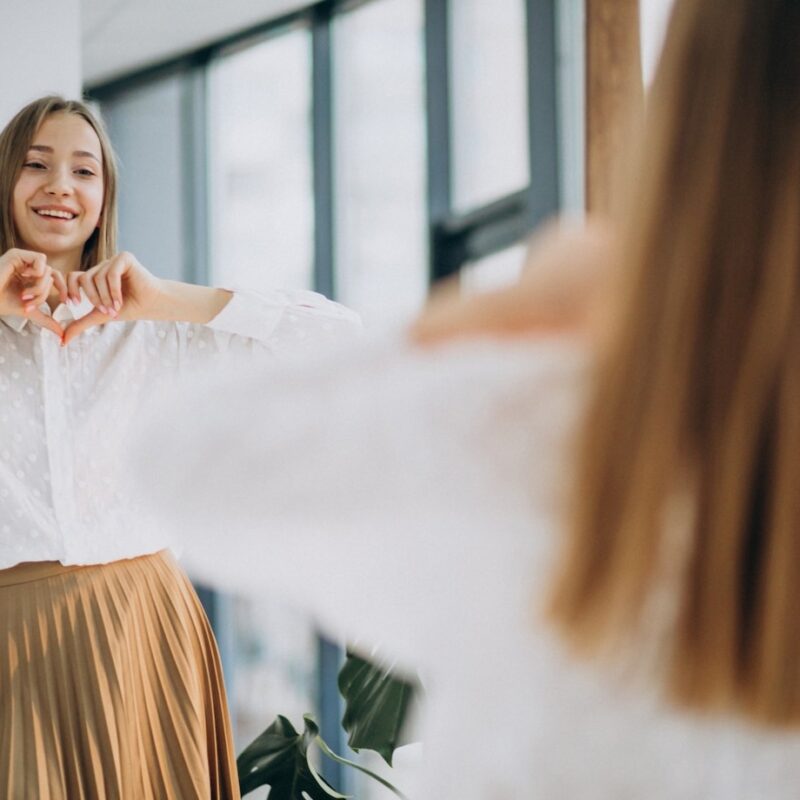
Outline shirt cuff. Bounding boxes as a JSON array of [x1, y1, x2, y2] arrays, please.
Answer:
[[205, 288, 361, 343]]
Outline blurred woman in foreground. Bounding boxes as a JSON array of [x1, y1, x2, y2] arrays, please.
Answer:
[[136, 0, 800, 797]]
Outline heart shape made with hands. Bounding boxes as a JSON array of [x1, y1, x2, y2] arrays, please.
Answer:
[[59, 305, 118, 346], [25, 294, 119, 346], [6, 254, 127, 345], [7, 250, 161, 346]]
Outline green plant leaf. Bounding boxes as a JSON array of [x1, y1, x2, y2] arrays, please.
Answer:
[[314, 726, 409, 799], [338, 650, 419, 766], [236, 714, 343, 799]]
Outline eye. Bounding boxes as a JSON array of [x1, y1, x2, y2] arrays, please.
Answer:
[[75, 168, 96, 177], [23, 161, 46, 170]]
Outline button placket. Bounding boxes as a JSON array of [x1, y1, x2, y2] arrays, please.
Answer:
[[38, 325, 78, 553]]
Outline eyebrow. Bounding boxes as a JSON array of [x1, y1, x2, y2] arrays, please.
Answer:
[[28, 144, 101, 164]]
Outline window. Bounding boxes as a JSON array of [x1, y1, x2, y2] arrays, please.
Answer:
[[209, 27, 314, 292], [449, 0, 530, 213], [101, 75, 187, 281], [333, 0, 428, 331]]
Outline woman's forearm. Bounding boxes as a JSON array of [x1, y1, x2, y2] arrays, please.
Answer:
[[149, 280, 232, 324]]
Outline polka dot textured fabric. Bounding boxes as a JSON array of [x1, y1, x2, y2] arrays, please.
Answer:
[[0, 288, 361, 569]]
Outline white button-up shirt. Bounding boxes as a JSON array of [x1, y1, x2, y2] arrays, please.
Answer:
[[0, 288, 360, 569]]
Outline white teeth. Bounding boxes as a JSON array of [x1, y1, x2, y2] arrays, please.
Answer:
[[36, 209, 75, 220]]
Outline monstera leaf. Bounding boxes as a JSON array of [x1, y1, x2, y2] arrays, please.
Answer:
[[338, 650, 419, 766], [237, 713, 407, 799], [236, 714, 343, 800]]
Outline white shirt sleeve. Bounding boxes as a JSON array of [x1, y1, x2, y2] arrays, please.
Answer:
[[204, 288, 362, 349], [132, 335, 585, 670], [142, 288, 362, 372]]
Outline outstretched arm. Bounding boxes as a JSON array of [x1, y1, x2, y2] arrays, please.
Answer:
[[410, 218, 614, 347], [61, 252, 230, 343], [61, 251, 359, 346]]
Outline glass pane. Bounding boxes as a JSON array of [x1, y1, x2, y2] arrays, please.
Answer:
[[333, 0, 428, 332], [460, 243, 527, 294], [102, 77, 185, 281], [208, 33, 319, 753], [209, 29, 314, 292], [450, 0, 530, 213], [228, 595, 319, 753]]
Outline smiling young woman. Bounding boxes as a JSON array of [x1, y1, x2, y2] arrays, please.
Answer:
[[0, 96, 361, 799]]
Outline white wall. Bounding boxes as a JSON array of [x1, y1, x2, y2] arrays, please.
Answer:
[[0, 0, 82, 128]]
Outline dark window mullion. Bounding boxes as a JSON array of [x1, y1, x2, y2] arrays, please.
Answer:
[[181, 64, 211, 286], [312, 4, 336, 299], [526, 0, 561, 225], [429, 0, 561, 283], [425, 0, 453, 283], [311, 11, 346, 791]]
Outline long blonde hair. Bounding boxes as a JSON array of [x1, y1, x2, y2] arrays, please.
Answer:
[[549, 0, 800, 726], [0, 96, 118, 270]]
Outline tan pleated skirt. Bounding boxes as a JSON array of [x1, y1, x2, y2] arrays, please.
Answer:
[[0, 548, 241, 800]]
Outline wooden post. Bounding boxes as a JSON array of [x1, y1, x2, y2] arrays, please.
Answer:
[[585, 0, 644, 214]]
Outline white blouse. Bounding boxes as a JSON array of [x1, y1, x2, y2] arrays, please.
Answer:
[[134, 336, 800, 800], [0, 288, 360, 570]]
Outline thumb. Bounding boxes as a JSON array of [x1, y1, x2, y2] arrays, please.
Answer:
[[62, 308, 108, 345], [27, 308, 65, 340]]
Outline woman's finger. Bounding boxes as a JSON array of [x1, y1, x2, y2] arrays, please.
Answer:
[[62, 309, 106, 346], [13, 251, 48, 280], [27, 307, 64, 340], [107, 262, 125, 312], [78, 271, 104, 312], [51, 270, 69, 305], [20, 269, 52, 303], [92, 268, 116, 316], [23, 275, 53, 314], [67, 271, 82, 304]]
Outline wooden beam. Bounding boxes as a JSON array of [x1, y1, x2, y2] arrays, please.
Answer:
[[586, 0, 644, 214]]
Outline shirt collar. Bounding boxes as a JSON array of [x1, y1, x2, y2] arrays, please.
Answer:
[[0, 291, 95, 333]]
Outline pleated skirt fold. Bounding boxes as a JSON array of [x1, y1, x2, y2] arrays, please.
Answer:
[[0, 548, 241, 799]]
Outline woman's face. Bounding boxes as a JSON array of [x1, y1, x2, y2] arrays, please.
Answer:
[[12, 112, 104, 270]]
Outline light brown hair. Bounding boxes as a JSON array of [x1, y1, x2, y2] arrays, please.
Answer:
[[0, 96, 118, 270], [549, 0, 800, 726]]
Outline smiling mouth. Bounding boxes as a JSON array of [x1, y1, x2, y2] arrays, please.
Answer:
[[34, 209, 78, 221]]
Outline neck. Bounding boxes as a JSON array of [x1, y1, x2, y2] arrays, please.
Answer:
[[47, 249, 83, 274]]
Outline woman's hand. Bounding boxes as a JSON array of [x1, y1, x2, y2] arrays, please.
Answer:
[[62, 252, 232, 345], [409, 219, 614, 347], [62, 252, 163, 344], [0, 249, 68, 339]]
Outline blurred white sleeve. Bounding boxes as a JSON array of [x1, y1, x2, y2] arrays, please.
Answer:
[[132, 333, 585, 673]]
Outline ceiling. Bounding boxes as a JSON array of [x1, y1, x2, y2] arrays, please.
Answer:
[[81, 0, 309, 86], [83, 0, 676, 90]]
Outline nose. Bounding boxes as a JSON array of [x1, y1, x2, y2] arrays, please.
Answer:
[[44, 166, 74, 196]]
